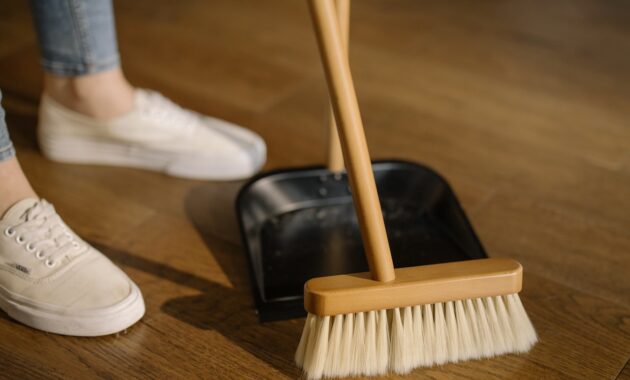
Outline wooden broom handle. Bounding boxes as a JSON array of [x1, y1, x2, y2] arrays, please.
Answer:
[[309, 0, 395, 282], [326, 0, 349, 172]]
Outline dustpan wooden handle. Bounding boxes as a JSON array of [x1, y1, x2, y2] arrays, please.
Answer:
[[309, 0, 395, 282], [326, 0, 349, 172]]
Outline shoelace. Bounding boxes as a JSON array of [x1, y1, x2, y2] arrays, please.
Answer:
[[3, 200, 82, 268], [139, 90, 199, 136]]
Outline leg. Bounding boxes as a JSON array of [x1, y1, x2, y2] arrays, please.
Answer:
[[0, 90, 36, 215], [0, 87, 145, 336], [30, 0, 133, 119], [30, 0, 266, 180]]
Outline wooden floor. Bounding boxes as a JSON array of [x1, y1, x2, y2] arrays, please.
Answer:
[[1, 0, 629, 378]]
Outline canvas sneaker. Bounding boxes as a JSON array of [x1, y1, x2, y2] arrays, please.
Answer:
[[37, 89, 266, 180], [0, 198, 145, 336]]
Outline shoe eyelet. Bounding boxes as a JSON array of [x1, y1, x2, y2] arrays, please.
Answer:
[[26, 243, 36, 253], [72, 242, 80, 248], [45, 260, 56, 268], [35, 251, 45, 260], [4, 227, 16, 237], [16, 235, 26, 244]]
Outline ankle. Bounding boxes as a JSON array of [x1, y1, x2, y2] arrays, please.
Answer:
[[0, 157, 38, 217], [43, 68, 135, 120]]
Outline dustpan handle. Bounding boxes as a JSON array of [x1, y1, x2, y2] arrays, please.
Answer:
[[326, 0, 349, 172], [309, 0, 395, 282]]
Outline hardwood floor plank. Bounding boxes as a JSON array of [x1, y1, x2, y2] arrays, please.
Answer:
[[472, 188, 630, 307], [618, 360, 630, 380], [0, 2, 35, 59]]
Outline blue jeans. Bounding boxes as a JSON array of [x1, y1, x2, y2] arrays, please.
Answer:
[[0, 91, 14, 161], [0, 0, 119, 162]]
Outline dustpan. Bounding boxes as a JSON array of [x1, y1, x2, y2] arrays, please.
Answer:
[[236, 0, 487, 322]]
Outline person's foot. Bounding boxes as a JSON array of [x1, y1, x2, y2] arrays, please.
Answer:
[[37, 89, 266, 180], [0, 198, 144, 336]]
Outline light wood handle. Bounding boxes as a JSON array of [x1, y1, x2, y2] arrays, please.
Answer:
[[326, 0, 349, 172], [308, 0, 395, 282]]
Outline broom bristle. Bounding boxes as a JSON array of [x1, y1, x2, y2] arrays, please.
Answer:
[[296, 293, 537, 380]]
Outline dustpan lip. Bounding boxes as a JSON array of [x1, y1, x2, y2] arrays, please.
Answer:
[[235, 158, 451, 209]]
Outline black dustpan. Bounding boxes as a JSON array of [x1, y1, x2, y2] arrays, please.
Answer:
[[236, 160, 486, 321], [235, 2, 486, 322]]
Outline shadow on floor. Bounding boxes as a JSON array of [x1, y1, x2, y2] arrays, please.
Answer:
[[98, 242, 301, 378], [184, 181, 245, 246], [94, 181, 303, 377]]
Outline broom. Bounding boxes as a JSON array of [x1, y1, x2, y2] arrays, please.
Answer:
[[295, 1, 538, 378]]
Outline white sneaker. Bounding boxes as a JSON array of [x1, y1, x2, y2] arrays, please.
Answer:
[[37, 89, 266, 180], [0, 198, 145, 336]]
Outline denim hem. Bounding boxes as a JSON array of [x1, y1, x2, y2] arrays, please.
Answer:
[[0, 143, 16, 161], [41, 55, 120, 76]]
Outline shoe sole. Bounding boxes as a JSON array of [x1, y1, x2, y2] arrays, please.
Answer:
[[38, 131, 265, 181], [0, 283, 145, 337]]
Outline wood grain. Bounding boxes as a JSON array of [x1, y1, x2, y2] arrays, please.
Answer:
[[304, 258, 523, 315], [309, 0, 395, 283], [619, 360, 630, 380], [0, 0, 629, 379]]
